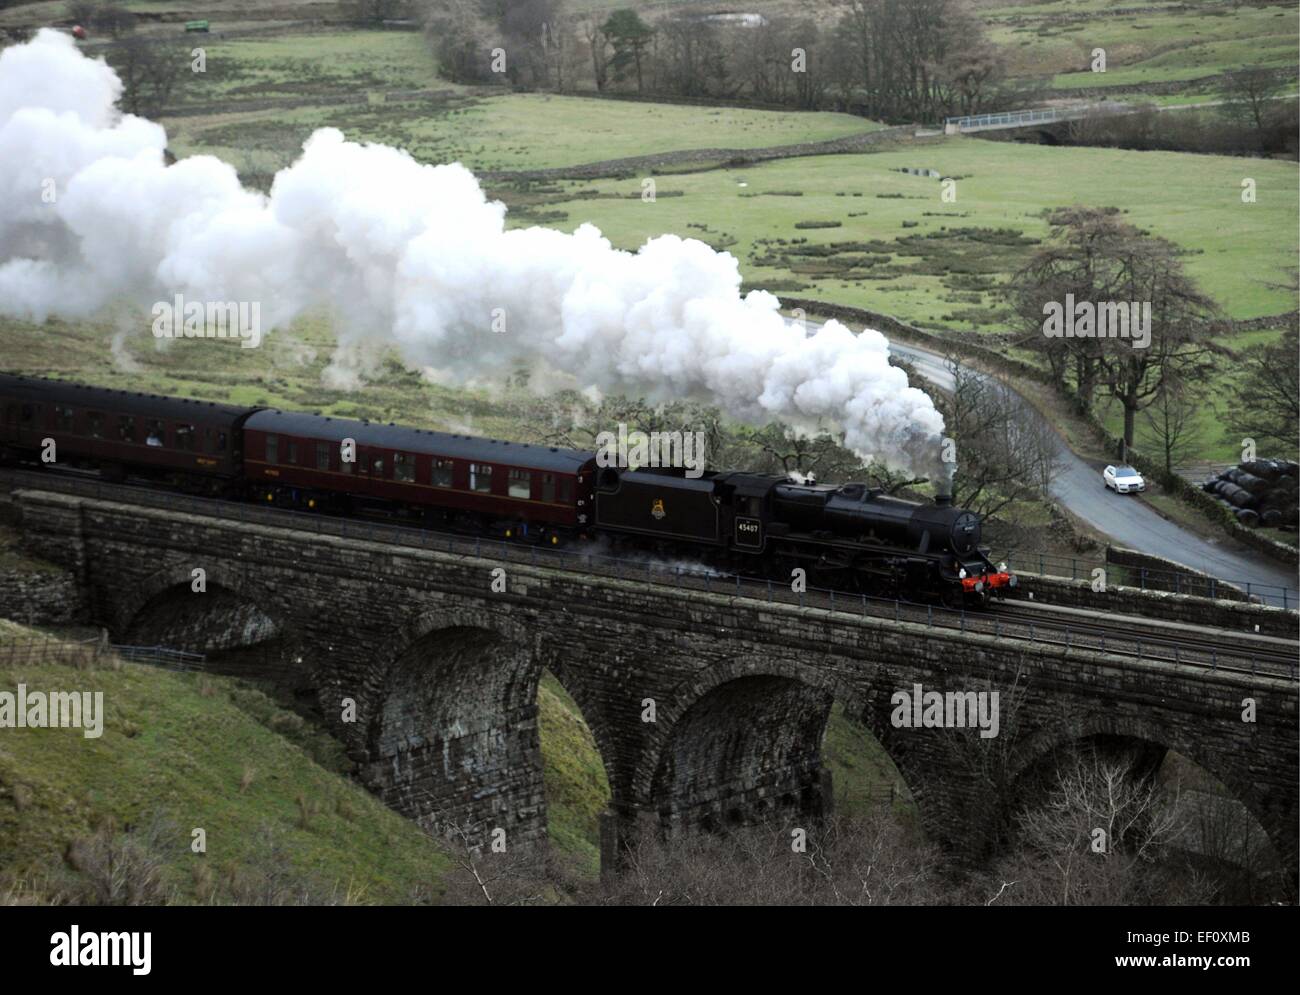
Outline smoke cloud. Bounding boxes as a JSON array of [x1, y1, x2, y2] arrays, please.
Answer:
[[0, 29, 949, 481]]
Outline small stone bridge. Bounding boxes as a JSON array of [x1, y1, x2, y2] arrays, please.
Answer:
[[11, 488, 1298, 880]]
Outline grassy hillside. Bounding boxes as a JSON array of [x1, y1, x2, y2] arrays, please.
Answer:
[[0, 619, 454, 904], [538, 670, 609, 876]]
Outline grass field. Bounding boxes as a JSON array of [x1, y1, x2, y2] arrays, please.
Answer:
[[0, 619, 454, 903], [524, 138, 1297, 323], [982, 0, 1298, 92], [144, 23, 880, 176]]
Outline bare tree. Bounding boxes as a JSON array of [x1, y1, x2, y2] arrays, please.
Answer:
[[1225, 325, 1299, 453], [582, 15, 609, 91], [1142, 374, 1202, 479], [107, 37, 185, 118], [1012, 207, 1219, 449], [988, 746, 1208, 906], [423, 0, 495, 83], [938, 356, 1059, 520], [1219, 66, 1286, 151], [586, 812, 944, 905]]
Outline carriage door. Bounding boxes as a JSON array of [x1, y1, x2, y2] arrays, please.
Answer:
[[16, 402, 42, 448]]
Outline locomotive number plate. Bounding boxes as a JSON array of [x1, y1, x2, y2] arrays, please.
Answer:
[[735, 516, 762, 548]]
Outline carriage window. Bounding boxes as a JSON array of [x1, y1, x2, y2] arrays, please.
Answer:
[[2, 405, 16, 425], [432, 458, 453, 487], [87, 412, 103, 438], [174, 423, 195, 451], [214, 431, 227, 453], [55, 406, 74, 431], [508, 469, 531, 499], [20, 403, 34, 423], [316, 442, 330, 470], [265, 434, 279, 464], [146, 420, 165, 447], [117, 415, 135, 442], [558, 477, 572, 502], [340, 447, 354, 473], [542, 473, 556, 502], [470, 463, 492, 492], [394, 452, 415, 482], [287, 440, 299, 464], [372, 455, 385, 476]]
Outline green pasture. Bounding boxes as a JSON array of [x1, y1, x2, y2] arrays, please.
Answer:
[[983, 0, 1297, 91], [522, 138, 1297, 323]]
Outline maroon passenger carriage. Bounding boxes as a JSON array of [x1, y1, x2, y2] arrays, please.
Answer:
[[241, 409, 597, 543], [0, 372, 252, 492]]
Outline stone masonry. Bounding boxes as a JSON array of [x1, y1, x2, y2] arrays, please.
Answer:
[[11, 488, 1298, 878]]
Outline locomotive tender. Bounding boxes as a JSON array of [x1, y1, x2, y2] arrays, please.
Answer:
[[0, 373, 1013, 604]]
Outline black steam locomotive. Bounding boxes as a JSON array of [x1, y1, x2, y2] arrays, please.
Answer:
[[595, 466, 1013, 604], [0, 373, 1013, 605]]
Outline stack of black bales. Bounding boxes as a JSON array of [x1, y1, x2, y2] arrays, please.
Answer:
[[1202, 459, 1299, 529]]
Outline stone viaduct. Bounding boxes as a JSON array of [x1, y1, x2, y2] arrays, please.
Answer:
[[11, 488, 1299, 878]]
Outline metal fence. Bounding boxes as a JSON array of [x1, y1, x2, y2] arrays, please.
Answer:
[[945, 103, 1130, 132], [109, 644, 205, 672], [946, 107, 1073, 130], [0, 634, 101, 667], [0, 632, 204, 672]]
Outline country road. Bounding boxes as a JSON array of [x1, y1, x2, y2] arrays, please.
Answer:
[[886, 340, 1298, 607]]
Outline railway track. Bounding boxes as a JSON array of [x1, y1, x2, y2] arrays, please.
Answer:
[[1, 466, 1296, 680]]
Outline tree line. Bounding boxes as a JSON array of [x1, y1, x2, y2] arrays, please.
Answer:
[[421, 0, 1006, 123]]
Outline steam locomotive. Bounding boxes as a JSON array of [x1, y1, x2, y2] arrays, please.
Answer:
[[0, 373, 1014, 605]]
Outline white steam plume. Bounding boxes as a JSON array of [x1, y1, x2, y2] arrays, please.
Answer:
[[0, 29, 950, 481]]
